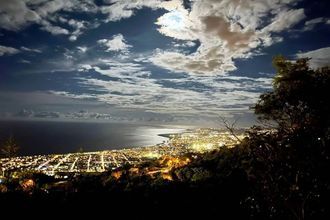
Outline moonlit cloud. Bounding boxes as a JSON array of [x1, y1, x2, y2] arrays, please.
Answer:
[[39, 20, 69, 35], [0, 45, 20, 56], [97, 34, 132, 53], [100, 0, 162, 22], [0, 0, 98, 40], [151, 0, 307, 75], [173, 41, 196, 48], [297, 47, 330, 69], [263, 9, 306, 33], [0, 0, 40, 31], [67, 19, 89, 41], [0, 0, 328, 125], [156, 8, 195, 40], [77, 46, 88, 53], [0, 0, 309, 48], [14, 108, 112, 120], [19, 59, 31, 64], [301, 17, 330, 31], [57, 55, 273, 117], [20, 46, 42, 53]]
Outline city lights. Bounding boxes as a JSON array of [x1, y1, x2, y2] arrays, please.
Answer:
[[0, 129, 246, 178]]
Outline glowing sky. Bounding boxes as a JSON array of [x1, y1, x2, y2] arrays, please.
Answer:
[[0, 0, 329, 125]]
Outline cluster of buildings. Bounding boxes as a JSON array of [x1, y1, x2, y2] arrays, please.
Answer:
[[169, 128, 246, 152], [0, 129, 246, 178]]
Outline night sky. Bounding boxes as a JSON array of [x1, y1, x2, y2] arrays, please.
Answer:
[[0, 0, 329, 126]]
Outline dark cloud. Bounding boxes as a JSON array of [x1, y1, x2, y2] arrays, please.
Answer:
[[203, 16, 255, 49]]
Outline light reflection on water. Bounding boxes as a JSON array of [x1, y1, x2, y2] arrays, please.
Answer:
[[133, 128, 187, 144], [0, 120, 190, 156]]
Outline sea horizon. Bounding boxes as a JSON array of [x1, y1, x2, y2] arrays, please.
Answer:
[[0, 120, 190, 156]]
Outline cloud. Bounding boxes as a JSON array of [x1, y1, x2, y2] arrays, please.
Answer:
[[156, 7, 195, 40], [297, 47, 330, 69], [0, 0, 98, 40], [0, 0, 306, 51], [14, 109, 34, 118], [263, 9, 306, 33], [100, 0, 199, 23], [14, 109, 60, 119], [76, 74, 271, 116], [65, 110, 113, 120], [34, 111, 61, 118], [20, 46, 42, 53], [58, 56, 273, 117], [52, 13, 97, 41], [78, 64, 93, 71], [97, 34, 132, 53], [0, 0, 40, 31], [67, 19, 89, 41], [39, 20, 69, 35], [78, 58, 151, 79], [100, 0, 161, 22], [150, 0, 306, 75], [0, 45, 20, 56], [77, 46, 88, 53], [150, 47, 237, 75], [19, 59, 31, 64], [173, 41, 196, 48], [12, 108, 113, 120], [301, 17, 330, 31], [34, 0, 98, 17]]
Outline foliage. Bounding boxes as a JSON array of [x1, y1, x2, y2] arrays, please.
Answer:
[[254, 56, 330, 135], [0, 135, 20, 158], [247, 57, 330, 219]]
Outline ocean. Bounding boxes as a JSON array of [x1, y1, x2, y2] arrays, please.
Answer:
[[0, 120, 187, 156]]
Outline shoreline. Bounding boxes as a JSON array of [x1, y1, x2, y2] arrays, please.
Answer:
[[0, 120, 190, 156], [0, 128, 247, 177]]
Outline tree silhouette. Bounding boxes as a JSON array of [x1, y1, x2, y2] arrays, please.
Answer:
[[250, 56, 330, 219], [254, 56, 330, 135], [1, 135, 20, 158]]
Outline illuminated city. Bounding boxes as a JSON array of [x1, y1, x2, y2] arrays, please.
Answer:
[[0, 129, 245, 177]]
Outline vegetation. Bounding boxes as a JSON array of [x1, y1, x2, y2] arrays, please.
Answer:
[[0, 57, 330, 218], [255, 56, 330, 135], [0, 135, 20, 158]]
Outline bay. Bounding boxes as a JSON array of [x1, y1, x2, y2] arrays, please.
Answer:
[[0, 120, 186, 156]]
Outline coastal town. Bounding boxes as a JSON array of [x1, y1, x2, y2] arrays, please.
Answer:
[[0, 129, 246, 177]]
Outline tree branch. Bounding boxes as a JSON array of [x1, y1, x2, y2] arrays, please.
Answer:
[[219, 116, 242, 143]]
